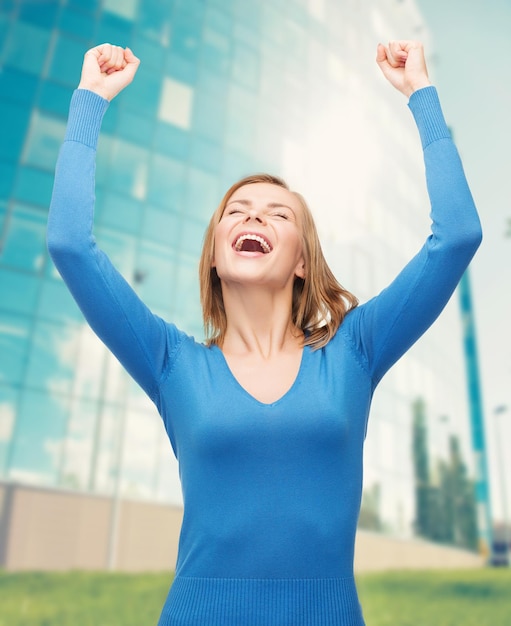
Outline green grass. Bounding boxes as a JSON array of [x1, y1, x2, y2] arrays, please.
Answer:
[[0, 568, 510, 625], [356, 569, 511, 626]]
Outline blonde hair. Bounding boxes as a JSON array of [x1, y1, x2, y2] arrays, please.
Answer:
[[198, 174, 358, 350]]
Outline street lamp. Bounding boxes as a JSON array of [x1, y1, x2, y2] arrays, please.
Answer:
[[493, 404, 510, 566]]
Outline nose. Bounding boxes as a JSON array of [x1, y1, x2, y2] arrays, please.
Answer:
[[244, 207, 265, 224]]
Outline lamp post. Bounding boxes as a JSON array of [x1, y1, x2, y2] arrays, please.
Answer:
[[494, 405, 510, 566]]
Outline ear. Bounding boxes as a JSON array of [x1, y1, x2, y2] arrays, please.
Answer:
[[294, 257, 305, 279]]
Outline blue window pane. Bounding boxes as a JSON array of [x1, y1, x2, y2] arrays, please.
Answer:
[[23, 111, 66, 172], [137, 1, 172, 45], [196, 70, 228, 100], [204, 6, 232, 36], [19, 2, 59, 28], [189, 136, 222, 174], [232, 44, 260, 90], [225, 111, 256, 156], [94, 98, 118, 135], [233, 2, 261, 29], [0, 204, 47, 272], [131, 34, 165, 71], [25, 319, 78, 394], [232, 22, 260, 50], [0, 101, 30, 161], [208, 0, 234, 13], [91, 401, 123, 494], [153, 122, 190, 160], [12, 166, 55, 208], [0, 269, 40, 316], [166, 54, 199, 86], [118, 407, 162, 499], [0, 15, 9, 43], [97, 190, 143, 235], [173, 259, 200, 327], [262, 5, 287, 47], [147, 154, 187, 210], [185, 167, 221, 220], [177, 0, 206, 21], [108, 139, 149, 200], [47, 34, 88, 87], [0, 385, 18, 476], [0, 162, 15, 200], [37, 81, 75, 118], [95, 12, 133, 46], [59, 397, 98, 490], [169, 15, 201, 63], [221, 151, 256, 188], [191, 93, 226, 142], [121, 68, 162, 116], [136, 241, 176, 311], [95, 229, 137, 277], [104, 0, 139, 21], [8, 388, 69, 485], [142, 205, 181, 248], [37, 278, 83, 324], [0, 67, 39, 106], [68, 0, 100, 13], [2, 21, 51, 76], [201, 27, 231, 76], [58, 6, 95, 41], [0, 313, 30, 385], [179, 216, 207, 259], [117, 106, 155, 146]]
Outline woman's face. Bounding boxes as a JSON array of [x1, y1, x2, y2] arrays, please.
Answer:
[[212, 183, 306, 291]]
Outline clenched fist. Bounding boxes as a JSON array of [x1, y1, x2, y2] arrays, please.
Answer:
[[376, 40, 431, 97], [78, 43, 140, 101]]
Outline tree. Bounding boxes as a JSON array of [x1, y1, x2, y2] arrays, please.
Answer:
[[412, 397, 435, 538], [411, 397, 478, 550]]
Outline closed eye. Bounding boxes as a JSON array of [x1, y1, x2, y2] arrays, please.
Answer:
[[224, 208, 245, 217], [271, 211, 290, 220]]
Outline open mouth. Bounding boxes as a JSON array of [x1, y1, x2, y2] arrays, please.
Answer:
[[233, 233, 272, 254]]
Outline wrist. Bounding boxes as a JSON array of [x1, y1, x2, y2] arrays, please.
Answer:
[[77, 80, 110, 101], [406, 78, 432, 98]]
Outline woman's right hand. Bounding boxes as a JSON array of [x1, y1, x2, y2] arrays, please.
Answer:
[[77, 43, 140, 101]]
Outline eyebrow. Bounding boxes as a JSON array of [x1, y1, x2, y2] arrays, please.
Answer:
[[226, 199, 296, 214]]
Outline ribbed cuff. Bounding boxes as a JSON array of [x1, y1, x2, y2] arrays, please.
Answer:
[[64, 89, 109, 149], [408, 86, 451, 149]]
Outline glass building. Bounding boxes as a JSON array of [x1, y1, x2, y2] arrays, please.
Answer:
[[0, 0, 472, 536]]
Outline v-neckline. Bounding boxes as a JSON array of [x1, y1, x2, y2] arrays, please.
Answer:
[[211, 344, 308, 407]]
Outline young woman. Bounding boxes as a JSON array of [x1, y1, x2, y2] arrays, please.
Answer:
[[47, 41, 481, 626]]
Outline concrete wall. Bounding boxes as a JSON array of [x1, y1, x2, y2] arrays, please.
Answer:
[[0, 482, 182, 572], [354, 529, 483, 571], [0, 482, 483, 572]]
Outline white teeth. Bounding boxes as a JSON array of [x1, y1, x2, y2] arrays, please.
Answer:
[[234, 234, 272, 253]]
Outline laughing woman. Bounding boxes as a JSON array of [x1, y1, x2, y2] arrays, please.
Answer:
[[47, 41, 481, 626]]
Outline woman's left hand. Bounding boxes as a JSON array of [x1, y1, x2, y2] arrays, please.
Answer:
[[376, 40, 431, 98]]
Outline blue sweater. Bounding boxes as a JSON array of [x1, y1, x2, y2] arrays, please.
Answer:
[[47, 87, 481, 625]]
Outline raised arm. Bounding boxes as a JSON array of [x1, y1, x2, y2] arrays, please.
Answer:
[[47, 45, 178, 402], [344, 42, 482, 385]]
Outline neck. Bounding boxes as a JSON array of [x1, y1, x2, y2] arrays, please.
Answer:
[[220, 283, 302, 358]]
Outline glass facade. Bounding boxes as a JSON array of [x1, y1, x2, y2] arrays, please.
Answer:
[[0, 0, 471, 535]]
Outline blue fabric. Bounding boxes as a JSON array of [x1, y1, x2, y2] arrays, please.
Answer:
[[47, 86, 481, 625]]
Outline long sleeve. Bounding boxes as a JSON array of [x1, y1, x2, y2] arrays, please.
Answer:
[[344, 86, 482, 386], [47, 89, 179, 402]]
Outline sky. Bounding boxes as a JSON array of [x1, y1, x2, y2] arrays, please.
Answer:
[[415, 0, 511, 522]]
